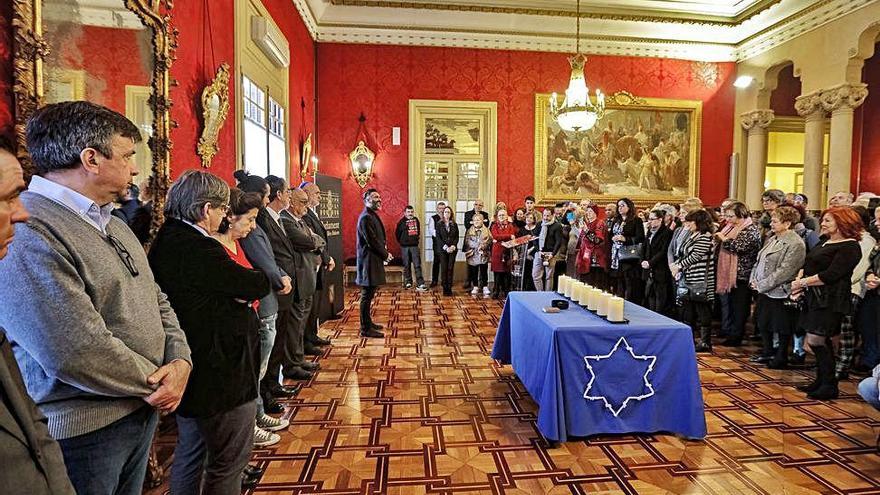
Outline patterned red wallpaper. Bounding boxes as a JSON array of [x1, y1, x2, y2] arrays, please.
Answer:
[[316, 44, 737, 258], [858, 50, 880, 193], [0, 1, 13, 138]]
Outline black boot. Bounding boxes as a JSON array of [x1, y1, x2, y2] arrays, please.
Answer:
[[767, 334, 791, 369], [808, 345, 838, 400], [694, 326, 712, 353], [797, 347, 823, 392]]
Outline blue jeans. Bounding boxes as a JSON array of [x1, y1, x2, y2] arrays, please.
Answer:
[[256, 313, 277, 416], [858, 292, 880, 368], [858, 376, 880, 410], [58, 405, 158, 495]]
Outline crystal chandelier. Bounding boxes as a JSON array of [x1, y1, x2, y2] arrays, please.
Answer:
[[550, 0, 605, 132]]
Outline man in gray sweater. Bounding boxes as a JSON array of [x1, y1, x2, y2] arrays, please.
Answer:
[[0, 102, 192, 495]]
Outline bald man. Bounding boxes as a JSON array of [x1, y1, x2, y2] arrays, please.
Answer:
[[0, 136, 75, 494], [300, 182, 333, 351]]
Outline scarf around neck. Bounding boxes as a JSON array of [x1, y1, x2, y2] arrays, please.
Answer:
[[717, 217, 752, 293]]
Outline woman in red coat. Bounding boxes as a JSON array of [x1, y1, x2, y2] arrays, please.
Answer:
[[576, 204, 608, 289], [490, 208, 518, 299]]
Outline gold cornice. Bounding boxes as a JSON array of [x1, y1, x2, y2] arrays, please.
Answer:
[[328, 0, 784, 27], [736, 0, 837, 47], [319, 22, 735, 47]]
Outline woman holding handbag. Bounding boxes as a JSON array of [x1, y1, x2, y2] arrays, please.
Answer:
[[576, 205, 608, 289], [609, 198, 645, 303], [670, 209, 716, 353]]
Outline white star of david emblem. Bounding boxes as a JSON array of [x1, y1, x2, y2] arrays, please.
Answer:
[[583, 336, 657, 417]]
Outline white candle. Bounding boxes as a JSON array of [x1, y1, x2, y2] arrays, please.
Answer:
[[577, 284, 589, 305], [587, 288, 600, 311], [597, 292, 610, 316], [608, 296, 625, 322], [557, 276, 568, 294], [565, 279, 575, 298]]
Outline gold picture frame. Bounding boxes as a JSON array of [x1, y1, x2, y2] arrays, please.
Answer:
[[534, 91, 701, 206], [197, 63, 231, 168]]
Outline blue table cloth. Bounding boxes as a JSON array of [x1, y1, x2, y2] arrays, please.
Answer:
[[491, 291, 707, 442]]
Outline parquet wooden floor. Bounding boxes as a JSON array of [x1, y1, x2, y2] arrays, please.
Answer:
[[147, 289, 880, 494]]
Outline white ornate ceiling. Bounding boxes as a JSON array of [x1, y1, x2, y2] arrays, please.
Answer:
[[292, 0, 877, 61]]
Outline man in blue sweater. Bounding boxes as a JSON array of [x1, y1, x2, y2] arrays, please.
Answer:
[[0, 102, 192, 495]]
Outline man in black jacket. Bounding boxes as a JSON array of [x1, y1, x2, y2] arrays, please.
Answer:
[[641, 210, 673, 314], [357, 189, 393, 338], [301, 182, 334, 352], [428, 201, 446, 287], [0, 135, 75, 494], [395, 205, 428, 290], [532, 208, 565, 291]]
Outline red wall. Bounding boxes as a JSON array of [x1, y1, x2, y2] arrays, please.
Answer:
[[316, 44, 736, 258], [858, 46, 880, 193], [0, 1, 13, 138], [770, 64, 800, 117]]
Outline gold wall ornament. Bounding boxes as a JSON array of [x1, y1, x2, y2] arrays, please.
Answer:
[[301, 133, 313, 178], [12, 0, 177, 246], [197, 63, 231, 168], [349, 140, 375, 188]]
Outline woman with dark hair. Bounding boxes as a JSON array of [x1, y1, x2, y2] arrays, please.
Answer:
[[749, 207, 806, 368], [576, 204, 608, 289], [517, 210, 541, 291], [670, 209, 716, 352], [436, 206, 459, 296], [715, 201, 761, 346], [791, 207, 864, 400], [641, 209, 673, 314], [609, 197, 645, 302], [149, 171, 270, 494], [512, 207, 527, 229]]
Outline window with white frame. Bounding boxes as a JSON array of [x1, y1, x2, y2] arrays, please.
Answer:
[[242, 75, 287, 179]]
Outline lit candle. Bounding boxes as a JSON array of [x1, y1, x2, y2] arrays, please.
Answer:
[[565, 280, 576, 299], [597, 292, 610, 316], [608, 296, 625, 322], [587, 288, 600, 311], [577, 284, 590, 305]]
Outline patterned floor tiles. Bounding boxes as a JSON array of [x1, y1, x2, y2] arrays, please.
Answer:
[[146, 288, 880, 494]]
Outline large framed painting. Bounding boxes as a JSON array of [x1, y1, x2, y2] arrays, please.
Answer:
[[534, 92, 701, 206]]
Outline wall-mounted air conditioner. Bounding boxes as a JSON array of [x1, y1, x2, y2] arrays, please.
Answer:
[[251, 16, 290, 69]]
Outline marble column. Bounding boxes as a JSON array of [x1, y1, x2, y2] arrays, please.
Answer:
[[795, 92, 826, 207], [821, 83, 868, 198], [741, 109, 775, 209]]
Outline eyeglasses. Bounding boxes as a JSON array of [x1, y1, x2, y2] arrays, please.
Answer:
[[106, 233, 139, 277]]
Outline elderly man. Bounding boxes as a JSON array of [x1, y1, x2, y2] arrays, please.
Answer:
[[0, 101, 192, 495], [830, 190, 854, 207], [301, 181, 334, 352], [0, 136, 74, 494], [357, 189, 393, 337], [279, 188, 325, 380]]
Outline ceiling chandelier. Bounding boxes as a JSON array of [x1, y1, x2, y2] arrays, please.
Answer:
[[550, 0, 605, 133]]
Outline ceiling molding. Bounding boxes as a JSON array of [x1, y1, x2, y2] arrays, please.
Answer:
[[293, 0, 878, 62], [327, 0, 784, 26]]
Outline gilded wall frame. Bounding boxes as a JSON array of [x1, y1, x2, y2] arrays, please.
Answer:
[[12, 0, 177, 240], [534, 92, 701, 206]]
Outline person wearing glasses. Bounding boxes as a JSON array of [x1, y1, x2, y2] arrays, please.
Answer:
[[714, 201, 761, 347], [149, 170, 270, 494], [0, 101, 192, 495], [759, 189, 786, 241]]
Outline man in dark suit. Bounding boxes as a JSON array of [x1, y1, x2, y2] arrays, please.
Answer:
[[279, 188, 326, 380], [301, 182, 333, 352], [257, 176, 309, 392], [428, 201, 446, 287], [0, 136, 75, 493], [641, 209, 674, 314], [463, 199, 489, 230], [357, 188, 392, 338]]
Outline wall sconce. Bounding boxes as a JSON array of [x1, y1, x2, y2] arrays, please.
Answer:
[[349, 140, 375, 188], [349, 113, 375, 188]]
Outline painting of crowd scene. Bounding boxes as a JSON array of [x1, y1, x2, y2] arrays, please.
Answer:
[[534, 93, 701, 204]]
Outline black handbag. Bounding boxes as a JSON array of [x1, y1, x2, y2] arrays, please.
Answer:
[[676, 275, 709, 303], [618, 243, 643, 262]]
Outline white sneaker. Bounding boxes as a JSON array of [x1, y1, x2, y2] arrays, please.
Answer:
[[254, 426, 281, 447], [257, 413, 289, 432], [416, 284, 429, 292], [482, 287, 491, 298], [471, 287, 479, 295]]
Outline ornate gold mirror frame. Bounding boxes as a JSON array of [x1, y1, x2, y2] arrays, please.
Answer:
[[197, 62, 230, 168], [11, 0, 177, 239]]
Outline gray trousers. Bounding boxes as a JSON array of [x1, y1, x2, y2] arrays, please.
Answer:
[[170, 401, 256, 495], [401, 246, 424, 285], [532, 254, 555, 291], [283, 294, 313, 373]]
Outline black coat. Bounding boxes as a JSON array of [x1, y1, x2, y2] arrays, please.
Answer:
[[464, 209, 489, 229], [539, 221, 566, 255], [256, 208, 297, 307], [148, 218, 270, 418], [642, 225, 673, 281], [303, 208, 329, 290], [356, 207, 389, 287], [280, 211, 324, 300], [436, 220, 460, 250]]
